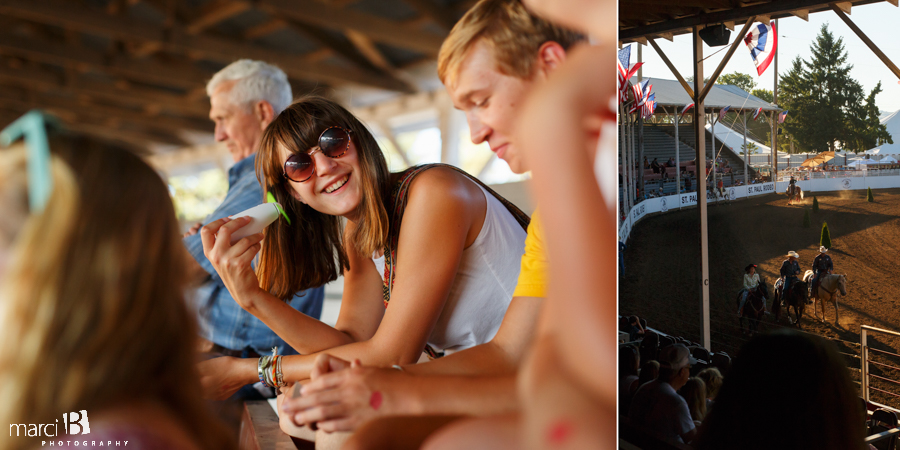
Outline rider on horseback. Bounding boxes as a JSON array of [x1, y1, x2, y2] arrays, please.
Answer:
[[779, 251, 802, 305], [738, 264, 761, 315], [811, 246, 833, 296]]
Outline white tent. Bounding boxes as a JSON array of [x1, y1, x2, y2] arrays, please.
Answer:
[[864, 109, 900, 154], [878, 155, 898, 164], [848, 158, 880, 166]]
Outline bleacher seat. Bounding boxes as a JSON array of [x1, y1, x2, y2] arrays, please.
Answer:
[[711, 352, 732, 375], [868, 409, 899, 450]]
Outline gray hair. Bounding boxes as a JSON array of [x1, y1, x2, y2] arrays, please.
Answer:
[[206, 59, 292, 115]]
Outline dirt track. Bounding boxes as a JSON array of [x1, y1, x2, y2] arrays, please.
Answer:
[[619, 188, 900, 406]]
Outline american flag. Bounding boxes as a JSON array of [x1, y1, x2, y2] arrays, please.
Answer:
[[680, 103, 694, 118], [718, 105, 730, 121], [632, 79, 651, 106], [778, 110, 788, 123], [751, 107, 763, 121], [617, 46, 643, 103], [642, 93, 656, 118]]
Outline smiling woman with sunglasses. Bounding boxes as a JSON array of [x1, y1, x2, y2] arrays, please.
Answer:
[[198, 96, 529, 406]]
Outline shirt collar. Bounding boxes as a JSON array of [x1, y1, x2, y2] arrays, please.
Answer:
[[228, 153, 258, 185]]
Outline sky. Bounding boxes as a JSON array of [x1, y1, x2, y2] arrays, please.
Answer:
[[631, 2, 900, 114]]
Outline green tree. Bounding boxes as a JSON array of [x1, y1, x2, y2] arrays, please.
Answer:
[[867, 187, 874, 202], [751, 88, 774, 103], [845, 82, 893, 152], [778, 24, 891, 153], [717, 72, 756, 92], [820, 221, 832, 248], [812, 196, 819, 212]]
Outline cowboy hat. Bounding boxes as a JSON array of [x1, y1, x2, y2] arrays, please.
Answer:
[[819, 246, 828, 253], [787, 251, 800, 258]]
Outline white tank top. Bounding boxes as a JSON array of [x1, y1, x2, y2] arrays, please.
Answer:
[[372, 184, 526, 354]]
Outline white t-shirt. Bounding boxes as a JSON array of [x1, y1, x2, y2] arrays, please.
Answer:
[[373, 184, 526, 354]]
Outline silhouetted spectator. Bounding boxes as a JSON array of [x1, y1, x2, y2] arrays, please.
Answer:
[[678, 377, 707, 426], [693, 331, 866, 450], [629, 344, 698, 444]]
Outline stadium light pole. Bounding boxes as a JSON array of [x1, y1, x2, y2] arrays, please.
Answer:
[[693, 25, 711, 350]]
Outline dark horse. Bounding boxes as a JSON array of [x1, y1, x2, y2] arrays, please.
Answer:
[[773, 279, 810, 328], [738, 280, 769, 334]]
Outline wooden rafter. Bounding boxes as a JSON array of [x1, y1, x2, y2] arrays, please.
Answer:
[[243, 18, 289, 40], [185, 0, 252, 35], [345, 29, 395, 73], [0, 0, 415, 92], [0, 30, 210, 89], [402, 0, 458, 32], [257, 0, 445, 56], [0, 88, 204, 140]]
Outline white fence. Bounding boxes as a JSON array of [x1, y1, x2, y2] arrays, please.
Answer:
[[618, 182, 776, 242], [619, 172, 900, 243], [861, 325, 900, 412]]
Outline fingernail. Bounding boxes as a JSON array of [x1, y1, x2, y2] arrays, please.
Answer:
[[293, 384, 303, 398]]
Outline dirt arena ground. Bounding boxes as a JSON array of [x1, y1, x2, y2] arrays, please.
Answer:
[[619, 188, 900, 406]]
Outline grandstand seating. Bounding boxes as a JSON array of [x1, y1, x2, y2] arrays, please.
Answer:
[[619, 124, 760, 197]]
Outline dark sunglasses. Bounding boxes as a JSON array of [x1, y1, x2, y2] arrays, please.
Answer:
[[283, 126, 352, 182]]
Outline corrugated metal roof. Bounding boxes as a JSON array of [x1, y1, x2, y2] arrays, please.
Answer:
[[633, 78, 782, 112]]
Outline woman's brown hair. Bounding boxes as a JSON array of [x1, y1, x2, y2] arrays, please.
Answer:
[[0, 133, 235, 450], [257, 95, 391, 299]]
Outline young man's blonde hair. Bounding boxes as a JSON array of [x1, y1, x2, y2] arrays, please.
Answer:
[[438, 0, 585, 86]]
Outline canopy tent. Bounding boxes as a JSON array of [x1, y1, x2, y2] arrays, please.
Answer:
[[848, 158, 881, 166], [879, 155, 898, 164]]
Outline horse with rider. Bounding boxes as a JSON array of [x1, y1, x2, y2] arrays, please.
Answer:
[[802, 246, 848, 324], [786, 175, 804, 205], [773, 250, 810, 327], [737, 263, 769, 334]]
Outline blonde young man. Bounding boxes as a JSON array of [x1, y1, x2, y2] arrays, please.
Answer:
[[278, 0, 583, 447]]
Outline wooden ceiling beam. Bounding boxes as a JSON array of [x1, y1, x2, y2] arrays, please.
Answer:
[[0, 0, 414, 92], [0, 31, 209, 89], [288, 21, 379, 71], [0, 87, 208, 135], [242, 18, 289, 39], [620, 0, 874, 41], [185, 0, 252, 35], [0, 62, 210, 118], [257, 0, 445, 56], [0, 89, 187, 147], [345, 29, 395, 73], [402, 0, 458, 32]]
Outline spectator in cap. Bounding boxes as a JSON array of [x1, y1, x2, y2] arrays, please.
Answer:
[[628, 344, 698, 444]]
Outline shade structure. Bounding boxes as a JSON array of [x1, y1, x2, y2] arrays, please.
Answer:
[[800, 151, 836, 167]]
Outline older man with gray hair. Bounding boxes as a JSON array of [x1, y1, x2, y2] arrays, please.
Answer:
[[183, 59, 324, 401]]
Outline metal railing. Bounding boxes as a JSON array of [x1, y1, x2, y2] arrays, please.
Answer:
[[861, 325, 900, 412]]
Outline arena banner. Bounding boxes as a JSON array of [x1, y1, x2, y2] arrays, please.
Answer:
[[680, 191, 698, 207], [775, 176, 900, 193], [746, 182, 776, 197]]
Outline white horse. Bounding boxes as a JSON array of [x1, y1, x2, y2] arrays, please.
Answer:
[[786, 184, 804, 205], [803, 270, 847, 324]]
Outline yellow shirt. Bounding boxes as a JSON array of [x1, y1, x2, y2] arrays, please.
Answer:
[[512, 208, 547, 298]]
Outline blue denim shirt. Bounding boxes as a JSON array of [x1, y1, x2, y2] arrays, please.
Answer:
[[183, 154, 324, 355]]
